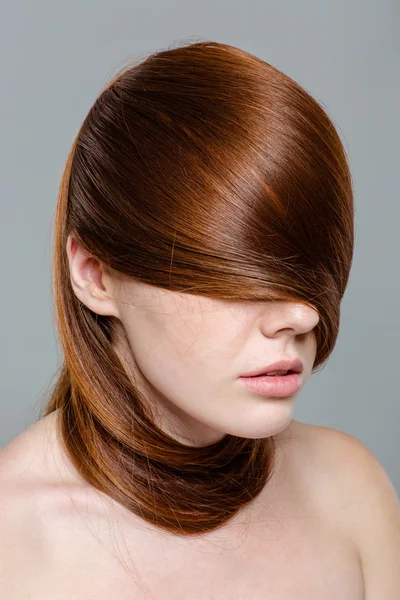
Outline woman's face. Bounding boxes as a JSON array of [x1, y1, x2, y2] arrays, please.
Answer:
[[111, 278, 319, 447], [67, 236, 319, 447]]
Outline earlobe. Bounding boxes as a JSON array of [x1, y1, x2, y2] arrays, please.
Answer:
[[66, 234, 120, 319]]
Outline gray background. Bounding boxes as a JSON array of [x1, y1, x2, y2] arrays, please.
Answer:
[[1, 1, 399, 493]]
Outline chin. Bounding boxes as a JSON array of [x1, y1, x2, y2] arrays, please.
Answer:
[[225, 407, 295, 440]]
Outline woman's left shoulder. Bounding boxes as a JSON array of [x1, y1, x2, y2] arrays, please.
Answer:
[[284, 418, 399, 512], [286, 418, 397, 485], [284, 419, 400, 597]]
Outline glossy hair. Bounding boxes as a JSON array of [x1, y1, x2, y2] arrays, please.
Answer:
[[41, 39, 354, 536]]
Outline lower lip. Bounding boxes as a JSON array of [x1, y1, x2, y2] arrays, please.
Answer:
[[238, 373, 302, 397]]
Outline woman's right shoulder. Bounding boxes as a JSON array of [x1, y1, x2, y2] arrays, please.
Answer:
[[0, 411, 62, 505], [0, 422, 52, 594], [0, 413, 96, 596], [0, 410, 115, 537], [0, 415, 63, 539], [0, 413, 90, 555]]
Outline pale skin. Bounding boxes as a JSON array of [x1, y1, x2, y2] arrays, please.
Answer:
[[0, 235, 399, 599]]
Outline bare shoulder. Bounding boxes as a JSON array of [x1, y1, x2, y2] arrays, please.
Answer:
[[0, 412, 57, 517], [283, 419, 400, 597], [283, 418, 400, 505], [0, 413, 89, 556], [0, 415, 56, 593], [284, 418, 400, 521], [0, 410, 88, 489], [0, 411, 70, 535], [0, 411, 59, 477], [0, 414, 134, 599]]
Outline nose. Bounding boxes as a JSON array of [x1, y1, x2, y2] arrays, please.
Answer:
[[260, 301, 320, 339]]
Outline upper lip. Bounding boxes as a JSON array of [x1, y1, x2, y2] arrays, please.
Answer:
[[240, 358, 304, 377]]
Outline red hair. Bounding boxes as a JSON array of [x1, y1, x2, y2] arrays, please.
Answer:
[[41, 39, 354, 536]]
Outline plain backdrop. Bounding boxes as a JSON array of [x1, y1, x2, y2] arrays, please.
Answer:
[[0, 0, 399, 494]]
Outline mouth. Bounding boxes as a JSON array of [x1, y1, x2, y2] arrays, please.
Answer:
[[250, 369, 296, 377], [240, 358, 304, 378], [238, 370, 303, 397]]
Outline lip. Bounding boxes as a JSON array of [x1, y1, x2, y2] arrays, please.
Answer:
[[238, 372, 303, 398], [239, 358, 304, 378]]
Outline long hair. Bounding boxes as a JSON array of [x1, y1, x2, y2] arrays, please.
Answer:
[[41, 39, 354, 536]]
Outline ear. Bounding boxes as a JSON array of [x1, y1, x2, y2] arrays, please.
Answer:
[[66, 234, 121, 319]]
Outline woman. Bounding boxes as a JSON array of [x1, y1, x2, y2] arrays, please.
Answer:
[[0, 40, 399, 599]]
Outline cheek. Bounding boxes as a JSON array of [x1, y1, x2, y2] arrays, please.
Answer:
[[122, 312, 200, 380], [121, 301, 238, 384]]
